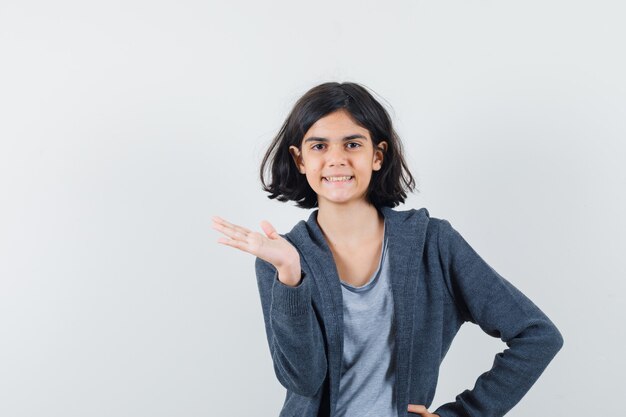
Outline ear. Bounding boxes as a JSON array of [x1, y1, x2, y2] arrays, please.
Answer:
[[289, 145, 305, 174], [373, 141, 387, 171]]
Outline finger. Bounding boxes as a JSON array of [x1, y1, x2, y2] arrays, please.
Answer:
[[407, 404, 428, 415], [216, 236, 247, 250], [212, 219, 253, 241], [213, 224, 250, 244], [216, 236, 236, 246], [212, 216, 254, 235], [260, 220, 279, 239]]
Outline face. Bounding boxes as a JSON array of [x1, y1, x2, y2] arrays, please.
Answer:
[[289, 109, 387, 208]]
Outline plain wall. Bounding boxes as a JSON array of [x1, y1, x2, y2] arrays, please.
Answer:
[[1, 1, 624, 416]]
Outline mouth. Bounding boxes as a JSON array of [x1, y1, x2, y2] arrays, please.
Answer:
[[323, 176, 354, 183]]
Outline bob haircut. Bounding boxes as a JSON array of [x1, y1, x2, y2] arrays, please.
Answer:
[[259, 81, 417, 209]]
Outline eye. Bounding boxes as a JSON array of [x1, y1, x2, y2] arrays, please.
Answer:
[[347, 142, 361, 149], [311, 143, 325, 150]]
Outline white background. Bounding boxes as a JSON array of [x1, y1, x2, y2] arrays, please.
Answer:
[[1, 1, 624, 416]]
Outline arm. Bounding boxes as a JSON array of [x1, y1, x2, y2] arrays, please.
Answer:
[[255, 256, 328, 397], [433, 219, 564, 417]]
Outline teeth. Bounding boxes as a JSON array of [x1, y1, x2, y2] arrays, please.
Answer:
[[324, 176, 352, 182]]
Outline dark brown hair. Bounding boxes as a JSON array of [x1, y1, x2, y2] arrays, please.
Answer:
[[259, 82, 417, 209]]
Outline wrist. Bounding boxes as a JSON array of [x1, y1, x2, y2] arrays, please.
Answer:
[[277, 265, 303, 287]]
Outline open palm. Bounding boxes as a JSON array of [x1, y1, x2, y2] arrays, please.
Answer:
[[211, 215, 300, 272]]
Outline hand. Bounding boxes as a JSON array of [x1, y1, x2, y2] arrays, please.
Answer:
[[407, 404, 440, 417], [211, 215, 300, 274]]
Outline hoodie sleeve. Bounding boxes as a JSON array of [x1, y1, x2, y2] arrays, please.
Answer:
[[433, 219, 564, 417], [254, 256, 328, 397]]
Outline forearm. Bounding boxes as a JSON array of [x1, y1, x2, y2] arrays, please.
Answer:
[[434, 316, 563, 417], [256, 257, 327, 397]]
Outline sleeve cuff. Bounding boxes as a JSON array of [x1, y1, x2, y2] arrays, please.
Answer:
[[271, 270, 311, 316], [433, 400, 469, 417]]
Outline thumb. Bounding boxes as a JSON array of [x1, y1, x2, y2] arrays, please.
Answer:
[[260, 220, 279, 239]]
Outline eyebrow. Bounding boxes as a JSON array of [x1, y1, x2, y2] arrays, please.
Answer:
[[303, 134, 367, 143]]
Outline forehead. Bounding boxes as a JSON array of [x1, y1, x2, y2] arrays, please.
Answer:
[[303, 109, 370, 140]]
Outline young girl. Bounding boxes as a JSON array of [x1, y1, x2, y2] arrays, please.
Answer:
[[211, 82, 563, 417]]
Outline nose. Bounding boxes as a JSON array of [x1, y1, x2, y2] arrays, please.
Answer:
[[326, 144, 347, 166]]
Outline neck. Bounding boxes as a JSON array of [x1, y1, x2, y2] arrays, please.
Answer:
[[315, 200, 383, 248]]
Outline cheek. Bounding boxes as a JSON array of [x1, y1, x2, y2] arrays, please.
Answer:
[[305, 172, 321, 185]]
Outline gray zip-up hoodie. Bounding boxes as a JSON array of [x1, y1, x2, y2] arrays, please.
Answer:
[[255, 206, 564, 417]]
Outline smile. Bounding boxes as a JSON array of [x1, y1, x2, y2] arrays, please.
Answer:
[[323, 176, 354, 183]]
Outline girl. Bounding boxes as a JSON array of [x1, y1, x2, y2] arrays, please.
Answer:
[[211, 82, 563, 417]]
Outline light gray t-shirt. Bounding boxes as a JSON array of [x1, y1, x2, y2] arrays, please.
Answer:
[[335, 227, 398, 417]]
